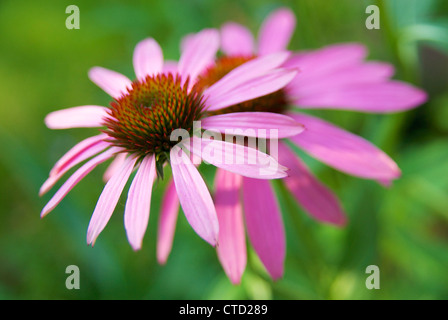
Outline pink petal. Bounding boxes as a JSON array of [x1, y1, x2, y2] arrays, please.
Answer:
[[103, 152, 127, 183], [88, 66, 132, 99], [49, 134, 108, 177], [41, 148, 119, 218], [202, 112, 304, 138], [220, 22, 255, 56], [45, 106, 109, 129], [162, 60, 178, 75], [184, 137, 288, 179], [133, 38, 164, 81], [287, 62, 395, 97], [278, 142, 346, 225], [258, 8, 296, 55], [124, 154, 156, 251], [205, 68, 297, 111], [177, 29, 220, 85], [284, 43, 368, 78], [215, 169, 246, 285], [40, 139, 110, 196], [86, 155, 137, 246], [294, 81, 427, 113], [242, 178, 285, 280], [157, 179, 180, 265], [170, 146, 219, 246], [287, 112, 401, 180], [203, 52, 290, 100]]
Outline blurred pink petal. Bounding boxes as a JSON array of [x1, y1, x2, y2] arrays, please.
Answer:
[[157, 179, 180, 265], [278, 142, 346, 225], [87, 156, 137, 246], [162, 60, 178, 75], [215, 169, 246, 285], [88, 66, 132, 99], [178, 29, 219, 86], [284, 43, 367, 77], [295, 81, 427, 113], [133, 38, 164, 81], [45, 106, 109, 129], [288, 112, 401, 180], [243, 178, 285, 280], [40, 140, 110, 196], [41, 148, 119, 218], [287, 62, 395, 97], [202, 112, 304, 138], [170, 146, 219, 246], [124, 154, 156, 251], [203, 52, 290, 100], [185, 137, 288, 179], [205, 68, 297, 111], [221, 22, 255, 56], [258, 8, 296, 55]]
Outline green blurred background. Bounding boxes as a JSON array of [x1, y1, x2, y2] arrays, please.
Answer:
[[0, 0, 447, 300]]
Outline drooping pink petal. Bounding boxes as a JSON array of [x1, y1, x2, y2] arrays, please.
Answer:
[[184, 137, 288, 179], [41, 148, 119, 218], [221, 22, 255, 56], [202, 112, 304, 139], [45, 106, 109, 129], [177, 29, 220, 86], [88, 66, 132, 99], [287, 62, 395, 97], [170, 146, 219, 246], [133, 38, 164, 81], [48, 134, 108, 177], [294, 81, 427, 113], [283, 43, 368, 78], [157, 179, 180, 265], [40, 140, 111, 196], [103, 152, 127, 182], [258, 8, 296, 55], [215, 169, 246, 285], [278, 142, 346, 226], [124, 154, 156, 251], [203, 52, 290, 100], [205, 68, 297, 111], [86, 155, 137, 246], [242, 178, 285, 280], [287, 112, 401, 180]]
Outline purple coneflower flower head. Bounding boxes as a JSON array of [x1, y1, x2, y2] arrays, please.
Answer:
[[194, 8, 427, 284], [40, 29, 304, 251]]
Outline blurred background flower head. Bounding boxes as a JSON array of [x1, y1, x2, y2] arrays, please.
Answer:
[[0, 0, 447, 299]]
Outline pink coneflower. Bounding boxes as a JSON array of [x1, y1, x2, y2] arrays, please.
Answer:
[[40, 29, 305, 250], [196, 8, 426, 283]]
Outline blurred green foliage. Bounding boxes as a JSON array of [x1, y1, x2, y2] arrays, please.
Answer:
[[0, 0, 447, 299]]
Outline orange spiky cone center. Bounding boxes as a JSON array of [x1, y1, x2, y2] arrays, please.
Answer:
[[103, 73, 205, 158]]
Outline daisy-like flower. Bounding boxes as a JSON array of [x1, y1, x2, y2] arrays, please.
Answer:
[[191, 8, 427, 283], [40, 29, 304, 250]]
